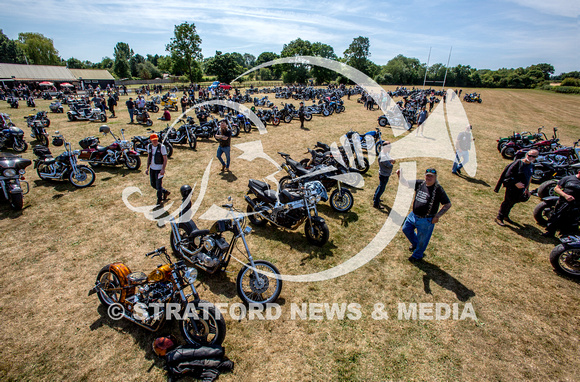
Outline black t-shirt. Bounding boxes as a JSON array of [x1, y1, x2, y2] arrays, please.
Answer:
[[218, 129, 231, 147], [412, 180, 451, 217], [557, 175, 580, 202]]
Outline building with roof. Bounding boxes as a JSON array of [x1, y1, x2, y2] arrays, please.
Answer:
[[69, 68, 115, 89]]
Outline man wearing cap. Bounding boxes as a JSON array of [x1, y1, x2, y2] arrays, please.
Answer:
[[396, 168, 452, 261], [145, 134, 170, 204], [373, 141, 395, 209], [298, 102, 305, 128], [215, 120, 231, 172]]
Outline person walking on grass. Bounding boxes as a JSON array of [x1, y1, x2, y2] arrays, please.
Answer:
[[373, 141, 395, 209], [299, 101, 306, 128], [415, 106, 428, 136], [452, 125, 473, 175], [107, 94, 117, 118], [215, 120, 231, 172], [126, 97, 135, 123], [494, 149, 538, 226], [145, 134, 170, 205], [397, 168, 452, 261]]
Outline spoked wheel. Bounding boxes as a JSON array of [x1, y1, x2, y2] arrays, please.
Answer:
[[69, 165, 96, 188], [533, 201, 553, 227], [100, 114, 107, 122], [550, 245, 580, 279], [305, 219, 329, 246], [329, 189, 354, 212], [125, 155, 141, 170], [180, 300, 226, 347], [278, 176, 299, 191], [244, 123, 252, 133], [37, 134, 49, 147], [188, 136, 197, 150], [96, 266, 122, 308], [246, 198, 268, 226], [354, 156, 370, 174], [231, 125, 240, 137], [304, 113, 312, 121], [501, 146, 516, 159], [236, 260, 282, 305], [272, 118, 280, 127], [170, 222, 194, 256], [13, 139, 28, 152], [165, 143, 174, 158]]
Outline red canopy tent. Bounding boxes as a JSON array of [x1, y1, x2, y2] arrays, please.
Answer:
[[60, 83, 74, 87], [39, 81, 54, 86]]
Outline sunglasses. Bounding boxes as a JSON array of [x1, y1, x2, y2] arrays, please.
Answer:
[[425, 169, 437, 174], [528, 154, 538, 158]]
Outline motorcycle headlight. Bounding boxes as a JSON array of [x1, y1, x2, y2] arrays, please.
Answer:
[[18, 169, 25, 175], [3, 169, 16, 177], [184, 267, 198, 285], [308, 195, 317, 205]]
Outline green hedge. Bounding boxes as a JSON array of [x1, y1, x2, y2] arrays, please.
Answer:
[[554, 86, 580, 94]]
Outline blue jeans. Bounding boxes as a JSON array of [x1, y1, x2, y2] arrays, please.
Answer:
[[452, 150, 469, 173], [128, 108, 135, 123], [373, 175, 390, 206], [217, 146, 230, 168], [402, 212, 435, 259]]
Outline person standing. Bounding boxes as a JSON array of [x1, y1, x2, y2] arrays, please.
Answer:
[[415, 107, 428, 136], [542, 169, 580, 237], [494, 149, 539, 226], [136, 95, 146, 111], [126, 97, 135, 123], [215, 120, 231, 172], [452, 125, 473, 175], [298, 101, 306, 129], [145, 134, 170, 205], [181, 95, 188, 114], [373, 141, 395, 209], [397, 168, 452, 261], [107, 94, 117, 118]]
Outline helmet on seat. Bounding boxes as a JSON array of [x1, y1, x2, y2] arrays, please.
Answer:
[[180, 184, 192, 199]]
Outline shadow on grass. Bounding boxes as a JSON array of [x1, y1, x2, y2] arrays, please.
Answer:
[[504, 221, 555, 243], [32, 179, 86, 192], [456, 173, 491, 187], [249, 224, 337, 259], [410, 260, 476, 302], [90, 165, 141, 178], [219, 171, 238, 183], [172, 144, 197, 152], [0, 204, 28, 220]]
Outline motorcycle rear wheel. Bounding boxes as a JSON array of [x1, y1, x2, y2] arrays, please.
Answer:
[[244, 123, 252, 133], [550, 245, 580, 279], [188, 136, 197, 150], [304, 113, 312, 122], [231, 125, 240, 138], [180, 300, 226, 347], [533, 201, 553, 227], [13, 139, 28, 152], [284, 115, 292, 123], [246, 198, 268, 226], [36, 134, 49, 147], [537, 180, 558, 199], [96, 266, 122, 307], [272, 118, 280, 127], [378, 117, 388, 127], [501, 146, 516, 159], [330, 189, 354, 213], [236, 260, 282, 305], [100, 114, 107, 123], [153, 105, 160, 113], [36, 164, 50, 180], [69, 165, 96, 188], [305, 220, 329, 246]]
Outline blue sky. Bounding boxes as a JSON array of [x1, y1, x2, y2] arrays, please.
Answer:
[[0, 0, 578, 74]]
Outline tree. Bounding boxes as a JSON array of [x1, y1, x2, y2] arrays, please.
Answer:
[[256, 52, 281, 79], [130, 54, 145, 77], [242, 53, 255, 68], [166, 22, 203, 82], [66, 57, 86, 69], [17, 32, 60, 65], [205, 51, 244, 83], [310, 42, 337, 84], [343, 36, 371, 75], [113, 42, 133, 78], [383, 55, 422, 85], [0, 30, 26, 64], [281, 38, 312, 83]]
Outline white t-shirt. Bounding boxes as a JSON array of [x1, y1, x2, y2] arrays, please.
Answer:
[[148, 144, 167, 171]]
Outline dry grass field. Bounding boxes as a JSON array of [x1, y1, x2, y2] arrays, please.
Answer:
[[0, 87, 579, 382]]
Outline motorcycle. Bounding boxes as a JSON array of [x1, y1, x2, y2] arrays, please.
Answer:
[[78, 126, 141, 170], [245, 178, 330, 246], [132, 130, 174, 159], [345, 127, 383, 156], [134, 109, 153, 126], [497, 130, 539, 153], [49, 101, 64, 113], [193, 117, 220, 140], [313, 141, 370, 174], [278, 151, 355, 213], [26, 97, 35, 107], [160, 93, 179, 111], [24, 112, 50, 147], [501, 127, 559, 160], [145, 100, 160, 113], [533, 196, 580, 231], [0, 152, 31, 210], [67, 103, 107, 122], [463, 93, 482, 103], [33, 132, 96, 188], [0, 124, 28, 153], [535, 163, 580, 198], [549, 235, 580, 279], [161, 122, 197, 150], [88, 246, 226, 347], [170, 194, 283, 305], [7, 97, 18, 109]]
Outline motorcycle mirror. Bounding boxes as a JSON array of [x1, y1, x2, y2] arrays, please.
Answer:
[[228, 196, 232, 201]]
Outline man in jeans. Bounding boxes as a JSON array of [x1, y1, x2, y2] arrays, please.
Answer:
[[126, 97, 135, 123], [397, 168, 452, 261], [215, 120, 231, 172], [145, 134, 170, 205], [373, 141, 395, 209]]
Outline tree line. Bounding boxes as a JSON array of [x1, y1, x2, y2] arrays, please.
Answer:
[[0, 24, 574, 89]]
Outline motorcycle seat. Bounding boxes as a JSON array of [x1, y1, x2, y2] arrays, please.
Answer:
[[42, 158, 56, 165], [127, 272, 147, 285], [279, 189, 302, 204], [248, 179, 270, 192], [263, 189, 278, 203], [96, 146, 108, 152]]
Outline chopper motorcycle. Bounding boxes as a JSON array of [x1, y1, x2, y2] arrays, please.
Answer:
[[245, 178, 330, 246], [170, 192, 282, 306], [33, 132, 96, 188], [0, 152, 31, 210], [89, 246, 226, 347], [78, 126, 141, 170]]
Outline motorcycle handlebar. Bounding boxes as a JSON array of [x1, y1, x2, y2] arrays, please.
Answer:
[[145, 246, 166, 257]]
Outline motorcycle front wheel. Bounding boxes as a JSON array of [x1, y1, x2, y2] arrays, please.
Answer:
[[550, 245, 580, 279], [272, 118, 280, 127], [69, 165, 96, 188], [188, 136, 197, 150], [305, 220, 329, 246], [501, 146, 516, 160], [304, 113, 312, 121], [165, 143, 174, 158], [100, 114, 107, 123], [537, 180, 558, 199], [533, 201, 553, 227], [125, 155, 141, 170], [9, 192, 24, 210], [180, 300, 226, 347], [13, 139, 28, 152], [330, 189, 354, 213], [37, 134, 49, 147], [243, 123, 252, 133], [153, 105, 160, 113], [170, 222, 194, 256], [236, 260, 282, 306], [231, 125, 240, 138], [378, 117, 388, 127]]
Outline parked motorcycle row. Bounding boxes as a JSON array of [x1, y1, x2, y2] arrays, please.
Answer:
[[496, 127, 580, 279]]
